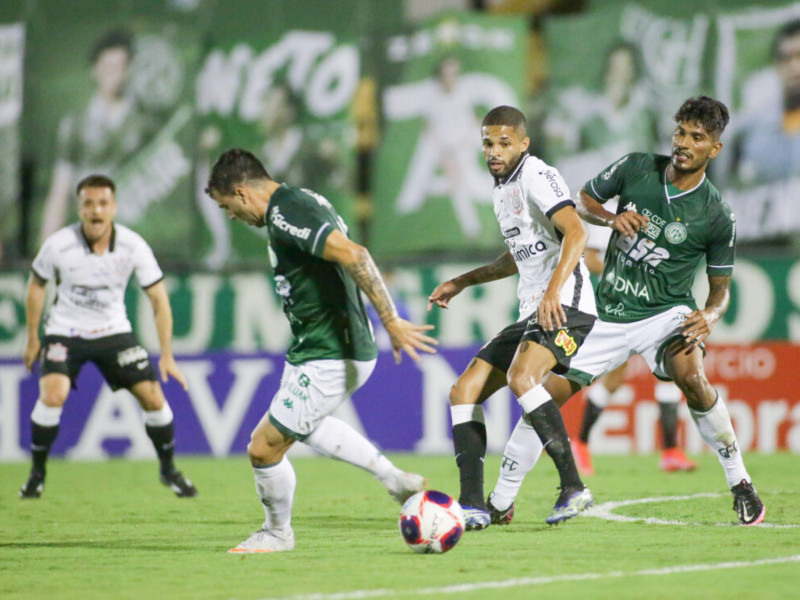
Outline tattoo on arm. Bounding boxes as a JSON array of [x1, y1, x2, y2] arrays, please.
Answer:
[[344, 247, 398, 325]]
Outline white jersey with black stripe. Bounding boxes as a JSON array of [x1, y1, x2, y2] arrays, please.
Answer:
[[492, 154, 597, 321], [32, 223, 163, 339]]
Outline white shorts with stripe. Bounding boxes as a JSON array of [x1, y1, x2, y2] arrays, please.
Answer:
[[268, 358, 377, 440], [565, 305, 692, 386]]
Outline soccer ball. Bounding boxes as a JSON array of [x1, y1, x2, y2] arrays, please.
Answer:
[[398, 490, 465, 554]]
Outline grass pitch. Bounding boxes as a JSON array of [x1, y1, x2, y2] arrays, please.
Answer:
[[2, 452, 799, 600]]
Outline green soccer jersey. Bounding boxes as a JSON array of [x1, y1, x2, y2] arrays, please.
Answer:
[[265, 184, 377, 364], [584, 153, 736, 323]]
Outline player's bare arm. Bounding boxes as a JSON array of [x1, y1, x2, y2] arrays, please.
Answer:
[[322, 229, 437, 364], [578, 189, 649, 238], [427, 250, 517, 311], [681, 274, 731, 345], [539, 206, 588, 331], [23, 272, 47, 371], [144, 281, 187, 390]]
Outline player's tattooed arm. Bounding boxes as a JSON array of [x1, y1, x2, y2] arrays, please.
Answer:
[[681, 275, 730, 345], [427, 250, 517, 310], [323, 229, 437, 363]]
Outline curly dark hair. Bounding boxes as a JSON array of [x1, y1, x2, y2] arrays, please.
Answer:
[[206, 148, 271, 196], [673, 96, 730, 139]]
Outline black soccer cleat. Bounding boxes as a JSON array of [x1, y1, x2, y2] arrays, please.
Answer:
[[19, 471, 45, 499], [487, 494, 515, 526], [731, 479, 765, 526], [160, 470, 198, 498]]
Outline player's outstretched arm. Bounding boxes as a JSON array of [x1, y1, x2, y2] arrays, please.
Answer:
[[427, 250, 517, 311], [681, 275, 731, 346], [144, 281, 188, 390], [322, 229, 437, 364], [578, 189, 648, 238], [23, 273, 47, 371], [539, 206, 588, 330]]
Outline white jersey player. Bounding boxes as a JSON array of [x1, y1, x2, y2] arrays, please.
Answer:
[[428, 105, 595, 530], [20, 174, 197, 500]]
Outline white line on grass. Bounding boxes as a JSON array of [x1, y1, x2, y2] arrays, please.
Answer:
[[584, 492, 800, 528], [268, 555, 800, 600]]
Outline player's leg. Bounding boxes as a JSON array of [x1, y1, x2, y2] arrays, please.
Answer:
[[448, 357, 508, 529], [20, 373, 70, 498], [129, 379, 197, 498], [507, 341, 593, 525], [574, 361, 629, 476], [229, 413, 297, 553], [304, 415, 424, 504], [655, 381, 697, 472], [488, 373, 580, 522], [663, 340, 764, 525]]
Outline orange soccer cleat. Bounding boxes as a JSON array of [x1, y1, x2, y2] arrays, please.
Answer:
[[660, 447, 698, 472]]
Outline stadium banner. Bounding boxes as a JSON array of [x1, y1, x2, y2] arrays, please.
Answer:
[[2, 253, 800, 362], [1, 342, 799, 461], [543, 0, 800, 244], [0, 22, 24, 261], [22, 0, 206, 261], [369, 13, 527, 261]]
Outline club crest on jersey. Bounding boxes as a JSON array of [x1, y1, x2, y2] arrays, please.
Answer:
[[554, 329, 577, 356], [665, 222, 687, 244], [507, 187, 524, 215]]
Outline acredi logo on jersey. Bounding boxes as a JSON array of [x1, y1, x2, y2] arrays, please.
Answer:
[[270, 206, 312, 240]]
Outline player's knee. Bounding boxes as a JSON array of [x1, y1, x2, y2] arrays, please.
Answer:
[[506, 368, 528, 399], [449, 380, 476, 406], [673, 371, 710, 403], [39, 389, 67, 408]]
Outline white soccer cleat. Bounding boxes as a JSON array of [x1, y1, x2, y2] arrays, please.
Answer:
[[387, 471, 427, 504], [228, 527, 295, 553], [546, 487, 594, 525]]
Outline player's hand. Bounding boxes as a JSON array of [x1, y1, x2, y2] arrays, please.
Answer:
[[427, 280, 464, 311], [680, 308, 719, 346], [23, 338, 41, 372], [384, 318, 438, 364], [159, 353, 188, 390], [612, 210, 649, 239], [537, 289, 566, 331]]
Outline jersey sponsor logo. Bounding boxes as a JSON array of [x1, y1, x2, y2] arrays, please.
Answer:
[[604, 302, 626, 317], [46, 342, 68, 362], [117, 345, 149, 368], [270, 206, 312, 240], [615, 235, 670, 268], [601, 155, 629, 180], [554, 329, 577, 356], [510, 240, 547, 262], [542, 170, 565, 198], [503, 226, 520, 239], [72, 284, 111, 311], [664, 222, 688, 244], [612, 274, 650, 300]]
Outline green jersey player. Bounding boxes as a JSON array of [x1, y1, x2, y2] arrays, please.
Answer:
[[489, 96, 765, 526], [205, 149, 437, 553]]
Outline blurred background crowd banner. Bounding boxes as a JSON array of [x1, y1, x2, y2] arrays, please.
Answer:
[[1, 0, 799, 459]]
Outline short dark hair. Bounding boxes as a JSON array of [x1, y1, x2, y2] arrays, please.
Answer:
[[482, 106, 527, 135], [90, 29, 134, 65], [76, 174, 116, 195], [673, 96, 729, 139], [773, 19, 800, 60], [206, 148, 271, 196]]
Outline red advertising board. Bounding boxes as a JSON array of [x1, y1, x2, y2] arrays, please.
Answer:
[[561, 343, 800, 453]]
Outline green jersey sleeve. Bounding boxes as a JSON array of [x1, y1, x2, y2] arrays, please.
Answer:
[[267, 186, 340, 258], [583, 153, 638, 202], [705, 199, 736, 276]]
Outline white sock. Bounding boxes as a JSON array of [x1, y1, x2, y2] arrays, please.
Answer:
[[450, 403, 485, 426], [517, 384, 551, 413], [31, 400, 63, 427], [489, 415, 544, 511], [253, 456, 296, 538], [655, 382, 682, 404], [304, 416, 399, 485], [689, 395, 750, 488], [142, 403, 174, 427]]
